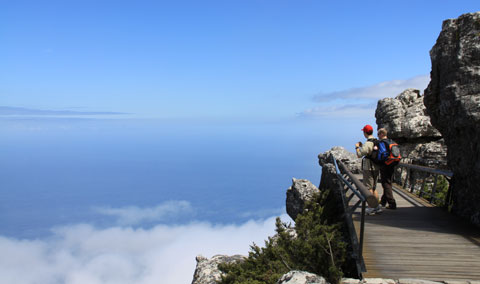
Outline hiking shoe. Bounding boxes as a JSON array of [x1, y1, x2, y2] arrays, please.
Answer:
[[375, 205, 383, 214], [366, 207, 376, 215], [386, 204, 397, 210]]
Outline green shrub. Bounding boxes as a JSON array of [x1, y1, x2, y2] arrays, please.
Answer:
[[420, 175, 450, 206], [219, 190, 347, 284]]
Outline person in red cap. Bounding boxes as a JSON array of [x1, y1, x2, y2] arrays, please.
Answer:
[[355, 124, 382, 215]]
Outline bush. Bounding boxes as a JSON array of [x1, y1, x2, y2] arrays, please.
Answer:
[[420, 175, 450, 207], [219, 190, 347, 284]]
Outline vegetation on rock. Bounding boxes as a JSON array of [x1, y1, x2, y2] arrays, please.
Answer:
[[218, 189, 348, 284]]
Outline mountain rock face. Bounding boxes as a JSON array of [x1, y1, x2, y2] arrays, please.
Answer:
[[375, 88, 447, 168], [191, 254, 244, 284], [277, 270, 328, 284], [423, 12, 480, 226]]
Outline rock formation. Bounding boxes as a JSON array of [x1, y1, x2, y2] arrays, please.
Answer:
[[318, 146, 361, 174], [423, 12, 480, 226], [191, 254, 244, 284], [277, 270, 328, 284], [375, 88, 447, 168], [286, 178, 320, 221]]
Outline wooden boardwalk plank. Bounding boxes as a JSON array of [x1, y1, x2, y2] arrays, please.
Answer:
[[351, 176, 480, 280]]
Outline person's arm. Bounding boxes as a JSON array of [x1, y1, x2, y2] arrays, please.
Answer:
[[355, 142, 361, 158], [357, 141, 371, 157], [355, 146, 362, 158]]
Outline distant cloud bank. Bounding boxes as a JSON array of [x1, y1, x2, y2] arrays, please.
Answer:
[[312, 75, 430, 102], [0, 214, 290, 284], [299, 75, 430, 118], [0, 106, 128, 116]]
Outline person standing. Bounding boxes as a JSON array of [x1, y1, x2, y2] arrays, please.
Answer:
[[355, 125, 382, 215], [378, 128, 397, 209]]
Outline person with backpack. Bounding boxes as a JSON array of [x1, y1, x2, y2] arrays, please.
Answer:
[[377, 128, 399, 209], [355, 124, 382, 215]]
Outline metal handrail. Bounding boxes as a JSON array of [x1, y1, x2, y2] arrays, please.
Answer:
[[397, 162, 453, 205], [398, 162, 453, 177], [330, 156, 453, 277], [332, 155, 377, 278], [336, 160, 378, 208]]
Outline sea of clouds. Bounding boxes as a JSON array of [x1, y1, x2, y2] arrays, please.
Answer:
[[0, 200, 289, 284]]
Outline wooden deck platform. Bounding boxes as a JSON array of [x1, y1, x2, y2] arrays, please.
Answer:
[[352, 180, 480, 281]]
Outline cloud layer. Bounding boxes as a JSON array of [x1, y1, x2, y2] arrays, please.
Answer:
[[0, 214, 290, 284], [0, 106, 127, 116], [300, 75, 429, 118]]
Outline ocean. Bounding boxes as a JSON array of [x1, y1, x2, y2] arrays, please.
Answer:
[[0, 117, 359, 283]]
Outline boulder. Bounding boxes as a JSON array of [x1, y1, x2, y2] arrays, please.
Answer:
[[191, 254, 244, 284], [375, 89, 447, 168], [277, 270, 328, 284], [286, 178, 319, 221], [376, 89, 442, 140], [424, 12, 480, 226], [318, 146, 361, 174]]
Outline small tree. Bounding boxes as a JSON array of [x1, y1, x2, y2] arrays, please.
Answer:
[[219, 190, 347, 284]]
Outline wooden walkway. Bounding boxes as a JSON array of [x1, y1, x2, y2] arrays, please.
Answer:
[[352, 180, 480, 281]]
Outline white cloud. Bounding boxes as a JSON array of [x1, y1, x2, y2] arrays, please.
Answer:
[[300, 75, 430, 118], [299, 103, 376, 118], [0, 214, 291, 284], [94, 201, 194, 226], [312, 75, 430, 102]]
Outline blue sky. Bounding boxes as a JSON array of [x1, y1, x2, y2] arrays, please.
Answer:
[[2, 0, 478, 120]]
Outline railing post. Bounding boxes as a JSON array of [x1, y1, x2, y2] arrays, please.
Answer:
[[404, 168, 410, 189], [410, 173, 416, 193], [419, 174, 428, 198], [430, 174, 439, 204], [332, 156, 377, 276], [359, 200, 366, 260], [396, 162, 453, 206]]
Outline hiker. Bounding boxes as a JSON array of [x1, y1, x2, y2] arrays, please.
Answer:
[[378, 128, 397, 209], [355, 124, 382, 215]]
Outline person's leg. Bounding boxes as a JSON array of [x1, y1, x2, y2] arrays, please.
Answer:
[[380, 166, 388, 206], [381, 166, 396, 208], [372, 169, 382, 213], [363, 169, 376, 214], [364, 169, 382, 214], [363, 169, 377, 201]]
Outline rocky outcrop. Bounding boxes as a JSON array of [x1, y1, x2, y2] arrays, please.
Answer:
[[277, 271, 328, 284], [375, 89, 447, 168], [319, 146, 361, 174], [286, 178, 319, 221], [376, 89, 441, 140], [423, 12, 480, 226], [191, 254, 244, 284]]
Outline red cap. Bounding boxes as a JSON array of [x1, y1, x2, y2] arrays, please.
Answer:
[[361, 125, 373, 134]]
